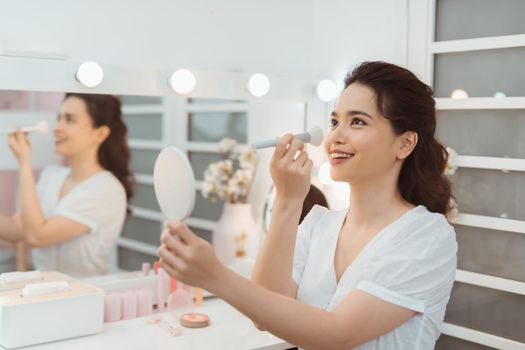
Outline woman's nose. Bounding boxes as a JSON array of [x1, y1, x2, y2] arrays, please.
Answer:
[[54, 120, 63, 133], [327, 128, 346, 145]]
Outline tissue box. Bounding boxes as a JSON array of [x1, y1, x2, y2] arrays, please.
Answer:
[[0, 276, 103, 348], [0, 271, 73, 292]]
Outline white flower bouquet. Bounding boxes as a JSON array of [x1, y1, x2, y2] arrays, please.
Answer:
[[201, 138, 258, 203], [444, 146, 458, 176]]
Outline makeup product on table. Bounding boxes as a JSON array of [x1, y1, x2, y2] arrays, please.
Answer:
[[170, 277, 177, 293], [194, 287, 203, 307], [122, 290, 138, 320], [180, 313, 210, 328], [156, 268, 166, 311], [137, 288, 153, 317], [142, 262, 150, 276], [167, 281, 194, 320], [104, 293, 122, 322]]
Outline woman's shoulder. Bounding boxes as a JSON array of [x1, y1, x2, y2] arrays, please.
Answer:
[[401, 205, 457, 251], [74, 171, 126, 201], [95, 171, 126, 194]]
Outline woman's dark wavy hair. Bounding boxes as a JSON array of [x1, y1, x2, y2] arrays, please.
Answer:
[[64, 93, 134, 202], [344, 61, 452, 215]]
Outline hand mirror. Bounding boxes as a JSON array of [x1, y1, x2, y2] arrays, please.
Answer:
[[153, 147, 196, 221]]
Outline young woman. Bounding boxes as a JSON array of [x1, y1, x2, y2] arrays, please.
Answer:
[[0, 93, 134, 277], [158, 61, 457, 349]]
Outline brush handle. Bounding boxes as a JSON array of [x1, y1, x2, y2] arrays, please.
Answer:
[[0, 121, 48, 134], [0, 126, 36, 134]]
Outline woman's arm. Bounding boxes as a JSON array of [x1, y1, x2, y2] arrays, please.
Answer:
[[218, 265, 416, 350], [8, 130, 90, 247], [251, 198, 302, 298], [159, 222, 416, 350], [0, 214, 23, 242], [251, 134, 312, 298]]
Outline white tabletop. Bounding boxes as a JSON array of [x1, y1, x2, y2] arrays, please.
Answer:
[[14, 297, 294, 350]]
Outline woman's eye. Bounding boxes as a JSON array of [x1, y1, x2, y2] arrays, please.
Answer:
[[330, 118, 338, 127], [351, 118, 365, 126]]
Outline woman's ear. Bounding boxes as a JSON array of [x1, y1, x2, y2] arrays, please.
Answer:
[[396, 131, 418, 160], [95, 125, 111, 145]]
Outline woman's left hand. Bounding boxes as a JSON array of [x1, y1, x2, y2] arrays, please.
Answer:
[[8, 128, 32, 165], [158, 220, 225, 290]]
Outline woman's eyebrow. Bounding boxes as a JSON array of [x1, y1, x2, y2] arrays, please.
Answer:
[[331, 110, 373, 120], [60, 112, 77, 119]]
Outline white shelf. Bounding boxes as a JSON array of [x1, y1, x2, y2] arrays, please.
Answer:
[[122, 104, 164, 115], [455, 155, 525, 172], [129, 206, 164, 222], [117, 237, 158, 256], [129, 205, 217, 232], [432, 33, 525, 54], [436, 97, 525, 110], [442, 322, 525, 350], [455, 269, 525, 296], [128, 139, 165, 150], [134, 173, 154, 185], [185, 217, 217, 231], [452, 213, 525, 234]]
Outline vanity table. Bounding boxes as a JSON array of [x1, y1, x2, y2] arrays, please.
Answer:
[[0, 296, 293, 350], [0, 268, 294, 350]]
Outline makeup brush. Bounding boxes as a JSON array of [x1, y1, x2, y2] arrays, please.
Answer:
[[0, 121, 49, 134]]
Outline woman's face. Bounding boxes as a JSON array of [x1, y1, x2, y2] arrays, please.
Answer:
[[54, 96, 106, 157], [324, 83, 406, 184]]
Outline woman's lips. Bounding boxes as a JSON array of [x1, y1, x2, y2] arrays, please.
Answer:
[[329, 156, 353, 165]]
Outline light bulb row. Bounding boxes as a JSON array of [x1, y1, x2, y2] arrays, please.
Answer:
[[451, 89, 507, 99], [75, 61, 339, 101]]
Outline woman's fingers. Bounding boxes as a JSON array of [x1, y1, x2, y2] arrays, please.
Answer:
[[159, 258, 180, 279], [158, 245, 185, 273], [161, 228, 190, 259], [8, 127, 32, 161], [293, 150, 309, 168], [282, 138, 304, 163], [272, 133, 294, 161], [166, 220, 198, 245]]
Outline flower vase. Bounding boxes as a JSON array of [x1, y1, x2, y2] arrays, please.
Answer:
[[212, 203, 260, 266]]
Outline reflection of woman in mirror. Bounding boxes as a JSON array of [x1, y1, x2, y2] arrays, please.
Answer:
[[0, 93, 133, 277], [263, 184, 329, 233], [158, 62, 457, 349]]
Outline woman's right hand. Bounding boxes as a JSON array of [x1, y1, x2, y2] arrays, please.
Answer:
[[269, 134, 313, 203], [8, 128, 32, 166]]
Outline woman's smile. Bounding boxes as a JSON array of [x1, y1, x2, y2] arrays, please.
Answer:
[[329, 151, 355, 165]]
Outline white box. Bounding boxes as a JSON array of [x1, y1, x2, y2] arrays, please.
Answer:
[[0, 276, 103, 348]]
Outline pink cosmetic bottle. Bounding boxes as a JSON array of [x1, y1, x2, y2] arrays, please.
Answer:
[[104, 293, 122, 323]]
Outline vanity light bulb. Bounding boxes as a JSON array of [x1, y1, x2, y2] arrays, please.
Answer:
[[494, 91, 506, 98], [316, 79, 338, 102], [75, 61, 104, 88], [168, 69, 196, 94], [247, 73, 270, 97], [451, 89, 469, 99], [318, 162, 334, 185]]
